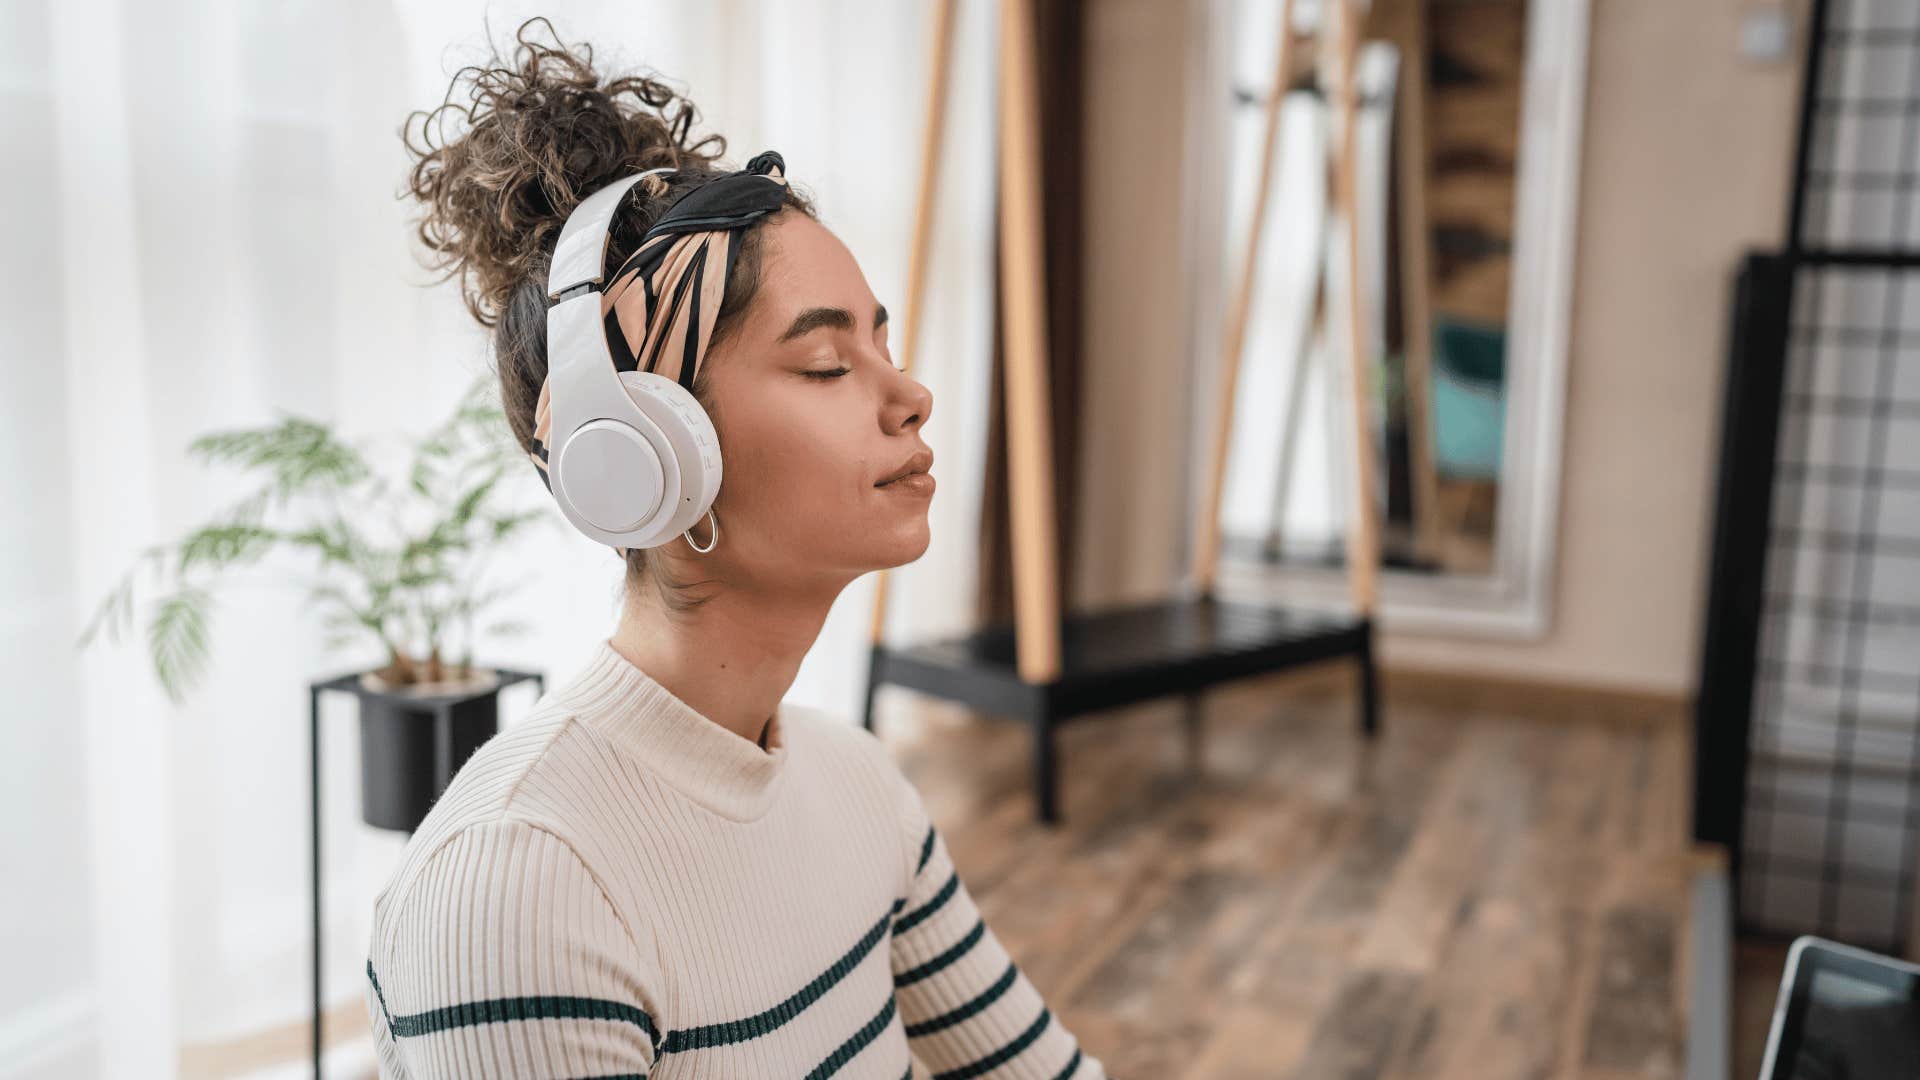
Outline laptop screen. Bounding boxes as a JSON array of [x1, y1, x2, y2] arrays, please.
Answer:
[[1770, 952, 1920, 1079]]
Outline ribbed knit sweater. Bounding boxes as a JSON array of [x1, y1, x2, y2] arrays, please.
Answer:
[[363, 638, 1108, 1079]]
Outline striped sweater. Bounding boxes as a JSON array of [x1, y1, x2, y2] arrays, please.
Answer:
[[363, 637, 1108, 1079]]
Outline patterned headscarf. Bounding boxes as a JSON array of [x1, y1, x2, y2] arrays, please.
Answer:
[[528, 151, 792, 555]]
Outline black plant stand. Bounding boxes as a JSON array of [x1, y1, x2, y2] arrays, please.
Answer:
[[308, 665, 543, 1079], [862, 594, 1376, 824]]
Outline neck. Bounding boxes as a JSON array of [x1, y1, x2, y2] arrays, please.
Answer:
[[610, 579, 837, 748]]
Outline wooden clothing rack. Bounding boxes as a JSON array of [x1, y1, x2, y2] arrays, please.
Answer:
[[861, 0, 1379, 825]]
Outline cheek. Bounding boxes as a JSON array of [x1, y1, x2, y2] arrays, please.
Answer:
[[717, 393, 871, 518]]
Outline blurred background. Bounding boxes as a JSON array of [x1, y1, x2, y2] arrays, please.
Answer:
[[4, 0, 1914, 1077]]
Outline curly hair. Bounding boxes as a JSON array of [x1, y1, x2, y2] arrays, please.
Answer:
[[399, 15, 817, 612]]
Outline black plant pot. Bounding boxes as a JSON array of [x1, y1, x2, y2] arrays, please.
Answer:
[[351, 669, 505, 833]]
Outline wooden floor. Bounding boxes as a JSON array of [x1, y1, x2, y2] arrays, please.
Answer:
[[1732, 940, 1790, 1080], [882, 666, 1696, 1080], [200, 666, 1696, 1078]]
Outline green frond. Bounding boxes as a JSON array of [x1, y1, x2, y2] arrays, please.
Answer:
[[149, 588, 213, 705], [76, 573, 136, 649], [176, 523, 280, 574], [448, 471, 503, 527], [187, 416, 371, 497], [486, 509, 545, 540]]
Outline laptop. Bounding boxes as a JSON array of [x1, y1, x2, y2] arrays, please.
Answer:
[[1756, 935, 1920, 1079]]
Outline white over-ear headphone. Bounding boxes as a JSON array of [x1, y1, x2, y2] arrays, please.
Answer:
[[543, 168, 722, 551]]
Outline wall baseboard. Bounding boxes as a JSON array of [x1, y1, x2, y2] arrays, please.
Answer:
[[1380, 663, 1691, 727], [1182, 654, 1690, 727]]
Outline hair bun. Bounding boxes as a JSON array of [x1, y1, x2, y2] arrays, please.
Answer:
[[401, 16, 729, 327]]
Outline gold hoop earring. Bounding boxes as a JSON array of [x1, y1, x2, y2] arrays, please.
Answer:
[[683, 507, 719, 554]]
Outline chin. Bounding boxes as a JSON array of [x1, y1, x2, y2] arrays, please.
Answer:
[[871, 520, 933, 570]]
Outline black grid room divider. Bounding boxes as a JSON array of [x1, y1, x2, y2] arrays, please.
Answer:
[[1695, 0, 1920, 955]]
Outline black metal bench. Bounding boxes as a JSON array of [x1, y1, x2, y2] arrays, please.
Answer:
[[862, 594, 1377, 824]]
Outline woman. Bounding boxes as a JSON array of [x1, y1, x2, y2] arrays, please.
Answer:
[[364, 18, 1108, 1080]]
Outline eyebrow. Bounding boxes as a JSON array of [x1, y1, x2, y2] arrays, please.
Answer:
[[776, 302, 888, 343]]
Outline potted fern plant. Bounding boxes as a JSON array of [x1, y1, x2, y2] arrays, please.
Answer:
[[77, 374, 553, 831]]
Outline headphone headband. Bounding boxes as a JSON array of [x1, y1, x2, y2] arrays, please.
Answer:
[[547, 167, 677, 300]]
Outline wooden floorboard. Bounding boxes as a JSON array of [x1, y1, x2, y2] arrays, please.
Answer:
[[881, 668, 1696, 1080]]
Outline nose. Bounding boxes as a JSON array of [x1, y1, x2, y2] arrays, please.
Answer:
[[882, 364, 933, 434]]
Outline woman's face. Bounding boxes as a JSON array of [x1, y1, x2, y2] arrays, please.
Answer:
[[693, 211, 936, 592]]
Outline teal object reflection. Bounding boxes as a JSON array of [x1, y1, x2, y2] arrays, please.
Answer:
[[1429, 315, 1506, 479]]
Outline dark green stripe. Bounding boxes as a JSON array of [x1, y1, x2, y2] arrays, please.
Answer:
[[931, 1006, 1054, 1080], [903, 961, 1017, 1037], [369, 970, 659, 1046], [660, 907, 893, 1053], [366, 960, 396, 1029], [1051, 1048, 1083, 1080], [368, 960, 659, 1050], [916, 824, 937, 875], [895, 871, 958, 933], [394, 995, 660, 1043], [894, 918, 984, 987], [803, 991, 897, 1080], [900, 1063, 915, 1080]]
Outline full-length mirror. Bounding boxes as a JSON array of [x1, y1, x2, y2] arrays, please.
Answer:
[[1205, 0, 1588, 634]]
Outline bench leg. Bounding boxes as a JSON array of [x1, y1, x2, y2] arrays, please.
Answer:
[[862, 645, 882, 734], [1356, 621, 1380, 738], [1182, 691, 1205, 774], [1033, 707, 1060, 826]]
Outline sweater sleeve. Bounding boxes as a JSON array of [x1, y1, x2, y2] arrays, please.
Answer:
[[363, 818, 665, 1079], [884, 764, 1109, 1079]]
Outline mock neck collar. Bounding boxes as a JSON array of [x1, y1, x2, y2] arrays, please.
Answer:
[[554, 638, 790, 822]]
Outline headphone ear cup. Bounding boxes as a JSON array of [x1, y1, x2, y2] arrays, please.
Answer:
[[616, 371, 723, 544], [549, 408, 673, 537], [614, 370, 655, 407]]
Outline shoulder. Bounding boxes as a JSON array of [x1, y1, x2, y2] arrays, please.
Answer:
[[374, 814, 597, 918], [367, 814, 660, 983], [369, 708, 621, 922], [373, 811, 618, 927], [364, 814, 669, 1065], [364, 700, 670, 986], [407, 706, 577, 826]]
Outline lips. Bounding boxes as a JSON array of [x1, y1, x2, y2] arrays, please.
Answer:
[[879, 471, 935, 496], [876, 448, 935, 487]]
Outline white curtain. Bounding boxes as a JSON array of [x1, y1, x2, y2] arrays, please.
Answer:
[[0, 0, 1000, 1074]]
